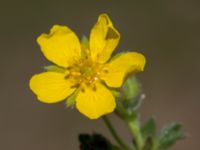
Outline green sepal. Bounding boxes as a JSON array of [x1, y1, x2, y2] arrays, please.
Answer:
[[81, 35, 89, 47], [111, 90, 121, 98], [66, 91, 79, 108], [115, 76, 144, 121], [117, 76, 143, 115], [44, 65, 66, 73], [122, 76, 140, 100], [66, 95, 76, 107], [158, 123, 185, 149], [128, 96, 144, 112], [81, 35, 90, 59], [110, 52, 124, 61]]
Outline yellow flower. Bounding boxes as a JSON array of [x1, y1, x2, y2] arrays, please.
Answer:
[[29, 14, 146, 119]]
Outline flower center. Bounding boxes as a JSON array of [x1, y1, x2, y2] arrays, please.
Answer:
[[66, 58, 102, 86]]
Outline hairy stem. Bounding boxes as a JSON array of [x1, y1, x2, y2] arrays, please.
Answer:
[[102, 116, 130, 150], [127, 117, 144, 150]]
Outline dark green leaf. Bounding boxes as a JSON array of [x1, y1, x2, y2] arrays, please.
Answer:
[[79, 133, 120, 150], [158, 123, 185, 149], [141, 117, 156, 140], [142, 137, 154, 150], [141, 118, 156, 150]]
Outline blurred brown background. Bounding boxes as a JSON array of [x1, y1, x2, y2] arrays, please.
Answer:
[[0, 0, 199, 149]]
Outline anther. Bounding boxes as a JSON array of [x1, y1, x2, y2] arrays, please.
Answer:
[[81, 88, 85, 93], [70, 84, 80, 89], [92, 86, 97, 91], [104, 69, 109, 73], [64, 75, 70, 79], [71, 71, 81, 76], [94, 77, 98, 81]]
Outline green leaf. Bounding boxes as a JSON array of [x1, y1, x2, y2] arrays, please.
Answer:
[[141, 117, 156, 140], [158, 123, 185, 149], [44, 65, 65, 73]]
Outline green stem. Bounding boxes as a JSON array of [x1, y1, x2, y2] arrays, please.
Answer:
[[127, 117, 144, 150], [102, 116, 130, 150], [116, 100, 144, 150]]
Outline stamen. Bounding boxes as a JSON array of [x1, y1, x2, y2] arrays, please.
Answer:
[[66, 59, 102, 87]]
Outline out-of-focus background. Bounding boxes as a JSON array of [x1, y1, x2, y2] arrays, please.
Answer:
[[1, 0, 199, 149]]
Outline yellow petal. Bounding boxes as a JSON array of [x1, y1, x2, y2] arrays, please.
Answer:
[[101, 52, 146, 88], [29, 72, 76, 103], [76, 82, 116, 119], [89, 14, 120, 63], [37, 25, 81, 67]]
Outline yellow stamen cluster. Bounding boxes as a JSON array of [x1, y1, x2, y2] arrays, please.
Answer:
[[65, 58, 104, 89]]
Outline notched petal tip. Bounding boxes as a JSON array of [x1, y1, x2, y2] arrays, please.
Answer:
[[90, 13, 120, 63], [98, 13, 120, 40], [98, 13, 112, 25]]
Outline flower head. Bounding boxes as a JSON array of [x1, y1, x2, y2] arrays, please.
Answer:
[[29, 14, 146, 119]]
